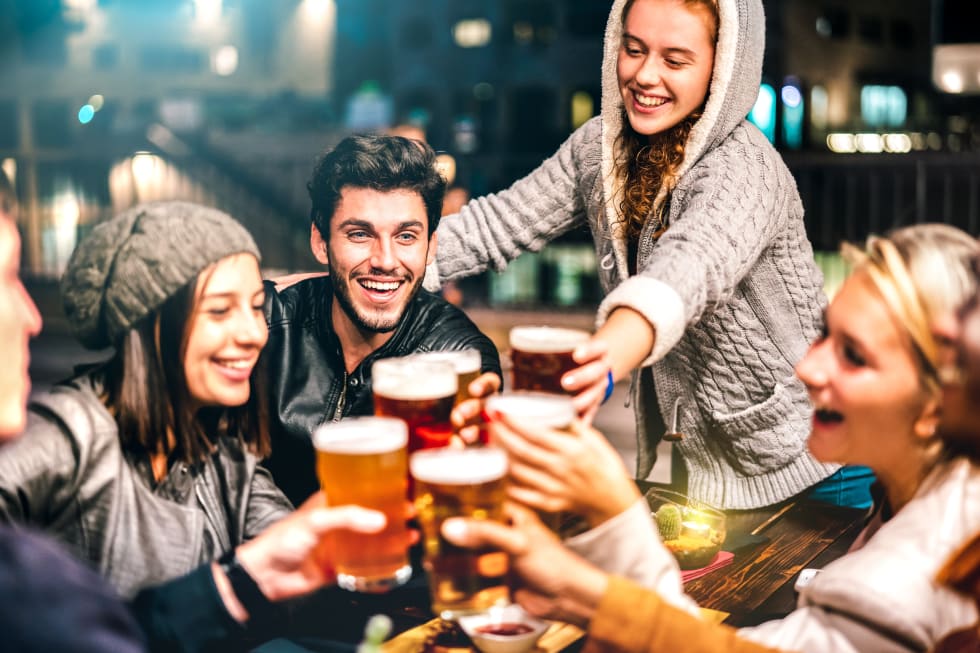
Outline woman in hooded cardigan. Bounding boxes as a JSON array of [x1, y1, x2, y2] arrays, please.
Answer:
[[430, 0, 845, 510]]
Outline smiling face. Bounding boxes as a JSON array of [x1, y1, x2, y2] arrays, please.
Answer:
[[0, 217, 42, 439], [617, 0, 716, 140], [795, 271, 938, 472], [313, 186, 435, 337], [182, 253, 267, 409]]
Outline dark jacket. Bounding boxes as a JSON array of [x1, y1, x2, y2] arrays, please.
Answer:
[[262, 276, 501, 505], [0, 373, 292, 599]]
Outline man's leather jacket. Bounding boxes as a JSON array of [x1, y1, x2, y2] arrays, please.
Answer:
[[261, 276, 501, 505]]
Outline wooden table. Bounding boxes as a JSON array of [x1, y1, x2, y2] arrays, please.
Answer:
[[643, 486, 868, 627]]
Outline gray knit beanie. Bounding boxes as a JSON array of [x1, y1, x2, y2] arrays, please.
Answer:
[[61, 200, 261, 350]]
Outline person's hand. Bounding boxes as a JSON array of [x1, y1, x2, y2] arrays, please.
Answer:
[[451, 371, 502, 445], [441, 503, 608, 627], [489, 411, 640, 527], [560, 338, 613, 424], [233, 492, 390, 603]]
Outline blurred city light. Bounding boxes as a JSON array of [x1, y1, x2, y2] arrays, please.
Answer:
[[855, 133, 884, 153], [299, 0, 332, 23], [810, 86, 828, 131], [212, 46, 239, 76], [940, 70, 965, 93], [748, 84, 776, 143], [826, 133, 857, 153], [63, 0, 96, 13], [2, 160, 16, 188], [77, 104, 95, 124], [454, 19, 492, 48], [88, 94, 104, 112], [131, 153, 161, 184], [780, 85, 802, 108], [193, 0, 222, 26], [882, 133, 912, 153], [571, 91, 595, 130]]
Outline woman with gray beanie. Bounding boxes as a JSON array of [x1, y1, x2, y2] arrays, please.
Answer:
[[0, 200, 394, 650]]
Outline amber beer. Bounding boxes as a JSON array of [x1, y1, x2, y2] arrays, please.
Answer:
[[509, 326, 591, 394], [314, 417, 411, 592], [411, 447, 510, 620], [373, 358, 458, 451], [484, 392, 576, 531], [410, 349, 482, 405]]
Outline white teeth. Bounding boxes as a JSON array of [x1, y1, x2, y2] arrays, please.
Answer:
[[635, 94, 667, 107], [361, 280, 401, 291], [218, 360, 252, 370]]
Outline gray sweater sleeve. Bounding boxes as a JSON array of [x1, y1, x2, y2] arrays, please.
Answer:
[[597, 125, 809, 362], [429, 117, 601, 287]]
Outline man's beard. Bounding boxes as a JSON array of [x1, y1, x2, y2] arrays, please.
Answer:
[[329, 263, 424, 335]]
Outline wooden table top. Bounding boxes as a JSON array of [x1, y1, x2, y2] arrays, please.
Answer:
[[636, 482, 868, 627]]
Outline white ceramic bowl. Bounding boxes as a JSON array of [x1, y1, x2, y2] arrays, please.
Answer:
[[457, 604, 549, 653]]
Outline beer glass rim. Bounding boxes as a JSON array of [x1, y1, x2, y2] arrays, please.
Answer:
[[485, 391, 576, 428], [372, 357, 458, 400], [409, 446, 508, 485], [509, 325, 591, 352], [313, 416, 408, 454], [409, 349, 482, 375]]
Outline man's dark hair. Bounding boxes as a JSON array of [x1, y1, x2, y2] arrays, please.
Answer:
[[101, 272, 270, 463], [308, 133, 447, 240]]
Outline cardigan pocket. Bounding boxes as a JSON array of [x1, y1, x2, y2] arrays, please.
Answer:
[[708, 377, 810, 476]]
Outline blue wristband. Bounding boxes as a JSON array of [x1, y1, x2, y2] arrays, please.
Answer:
[[601, 369, 615, 404]]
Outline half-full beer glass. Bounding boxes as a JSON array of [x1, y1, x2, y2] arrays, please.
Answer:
[[314, 417, 411, 593], [409, 349, 482, 405], [484, 392, 576, 531], [509, 326, 590, 394], [411, 447, 510, 620], [373, 357, 458, 451]]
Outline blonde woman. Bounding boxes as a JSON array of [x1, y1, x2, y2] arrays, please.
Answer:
[[449, 224, 980, 653]]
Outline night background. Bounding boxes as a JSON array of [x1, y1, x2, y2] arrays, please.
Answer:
[[2, 0, 980, 320]]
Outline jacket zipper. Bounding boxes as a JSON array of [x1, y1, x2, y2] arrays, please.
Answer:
[[331, 370, 348, 422]]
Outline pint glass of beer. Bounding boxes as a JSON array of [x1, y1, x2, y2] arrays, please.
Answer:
[[411, 447, 510, 620], [373, 358, 458, 452], [409, 349, 482, 405], [509, 326, 590, 394], [484, 392, 576, 531], [314, 417, 411, 593]]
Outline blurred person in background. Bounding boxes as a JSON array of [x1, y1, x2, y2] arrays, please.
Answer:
[[446, 224, 980, 653], [426, 0, 847, 511], [262, 134, 500, 506], [0, 197, 393, 652]]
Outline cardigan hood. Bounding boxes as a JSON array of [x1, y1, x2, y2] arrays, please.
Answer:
[[600, 0, 765, 248]]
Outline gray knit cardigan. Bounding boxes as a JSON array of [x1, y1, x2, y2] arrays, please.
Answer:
[[426, 0, 837, 509]]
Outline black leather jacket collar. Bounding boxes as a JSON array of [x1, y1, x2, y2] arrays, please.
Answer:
[[261, 276, 501, 504]]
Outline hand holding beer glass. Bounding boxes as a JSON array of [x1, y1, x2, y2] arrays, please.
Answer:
[[484, 392, 576, 531], [373, 357, 458, 452], [486, 393, 639, 528], [314, 417, 411, 592], [509, 326, 590, 394], [411, 447, 510, 620]]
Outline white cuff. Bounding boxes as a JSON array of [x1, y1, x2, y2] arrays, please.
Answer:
[[422, 260, 442, 293], [596, 277, 686, 367]]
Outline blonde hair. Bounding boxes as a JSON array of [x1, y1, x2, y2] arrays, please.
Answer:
[[842, 224, 978, 395]]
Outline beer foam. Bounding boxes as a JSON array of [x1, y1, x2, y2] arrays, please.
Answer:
[[314, 417, 408, 454], [372, 359, 458, 400], [485, 392, 575, 428], [509, 326, 590, 353], [411, 349, 481, 375], [410, 448, 508, 485]]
